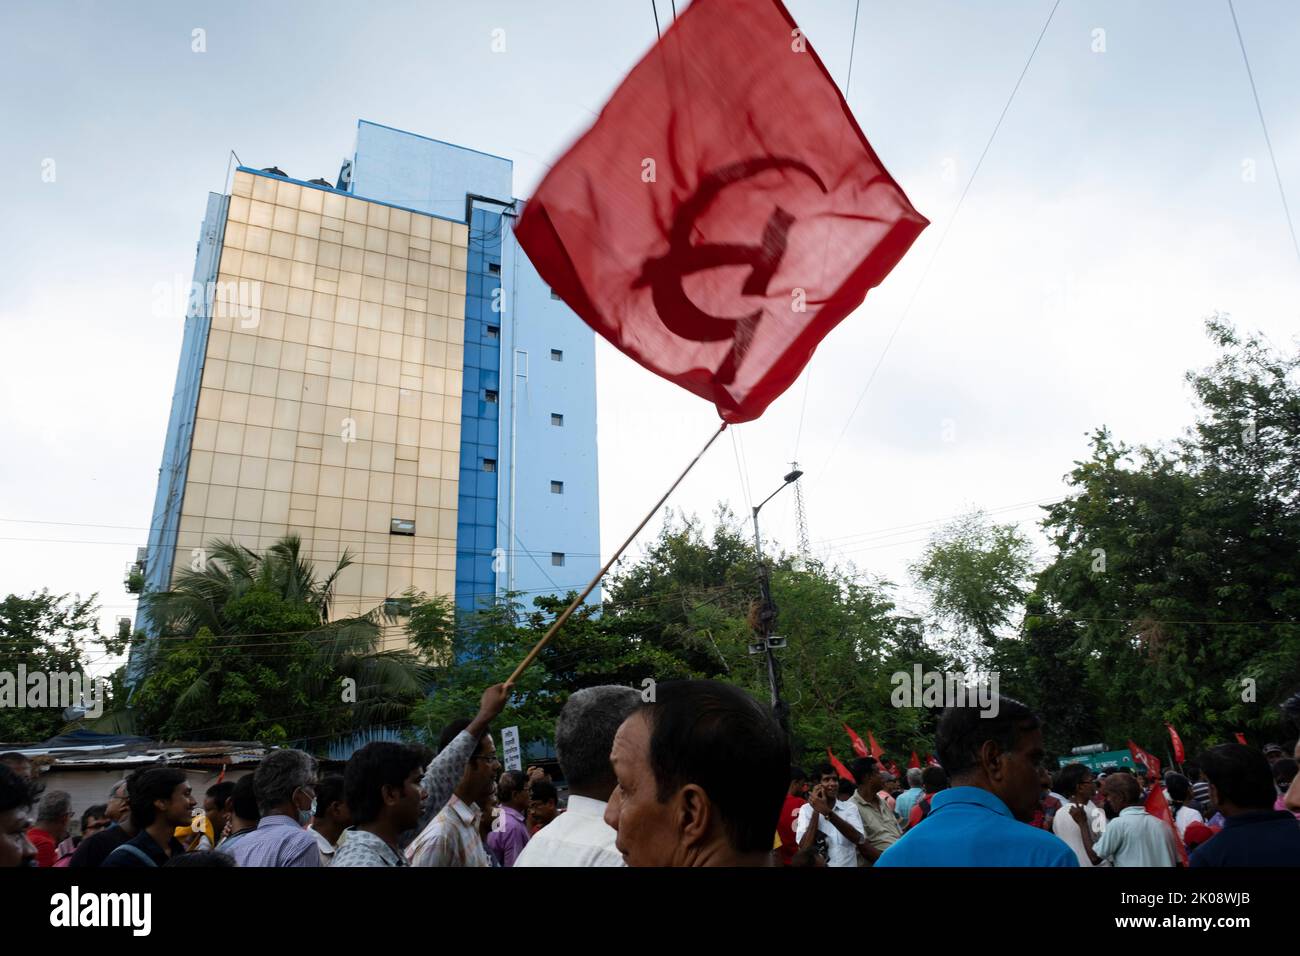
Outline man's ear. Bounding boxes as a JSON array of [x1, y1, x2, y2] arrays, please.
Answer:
[[675, 783, 712, 848], [978, 739, 1004, 781]]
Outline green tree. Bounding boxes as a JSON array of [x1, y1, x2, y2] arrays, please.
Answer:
[[910, 510, 1035, 661], [0, 591, 126, 743], [126, 535, 431, 746], [1034, 317, 1300, 755]]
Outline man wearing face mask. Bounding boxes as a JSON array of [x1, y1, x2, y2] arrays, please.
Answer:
[[228, 749, 321, 867]]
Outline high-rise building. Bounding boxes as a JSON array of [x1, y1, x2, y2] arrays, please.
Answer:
[[131, 120, 599, 678]]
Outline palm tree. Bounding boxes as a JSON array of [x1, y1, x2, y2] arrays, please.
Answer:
[[121, 534, 432, 745]]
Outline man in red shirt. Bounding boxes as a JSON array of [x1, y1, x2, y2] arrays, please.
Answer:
[[27, 790, 73, 867], [776, 766, 808, 865]]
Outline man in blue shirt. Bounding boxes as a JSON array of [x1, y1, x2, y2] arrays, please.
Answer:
[[876, 694, 1077, 867], [1190, 743, 1300, 867], [893, 768, 925, 825]]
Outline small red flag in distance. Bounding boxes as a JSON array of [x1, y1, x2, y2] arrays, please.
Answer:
[[1234, 732, 1248, 746], [925, 754, 941, 768], [842, 722, 869, 758], [909, 751, 921, 769], [827, 748, 856, 783], [1144, 784, 1189, 866], [1127, 740, 1161, 780], [867, 731, 885, 762], [1165, 723, 1185, 765], [515, 0, 928, 423]]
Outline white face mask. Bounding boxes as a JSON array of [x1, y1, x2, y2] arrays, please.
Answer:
[[296, 789, 317, 826]]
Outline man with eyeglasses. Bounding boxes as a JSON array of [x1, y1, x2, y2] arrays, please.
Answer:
[[228, 749, 321, 867], [406, 718, 499, 867], [67, 777, 137, 868]]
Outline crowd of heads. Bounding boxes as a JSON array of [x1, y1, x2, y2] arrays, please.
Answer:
[[3, 682, 1298, 869]]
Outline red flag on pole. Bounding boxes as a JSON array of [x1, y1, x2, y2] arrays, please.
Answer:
[[1234, 732, 1248, 746], [925, 754, 941, 768], [1127, 740, 1162, 780], [515, 0, 928, 424], [867, 731, 885, 762], [1165, 723, 1185, 765], [842, 723, 869, 759], [908, 751, 920, 769], [1144, 783, 1189, 866], [826, 748, 856, 783]]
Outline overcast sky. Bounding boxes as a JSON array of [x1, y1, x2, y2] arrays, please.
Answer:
[[2, 0, 1298, 675]]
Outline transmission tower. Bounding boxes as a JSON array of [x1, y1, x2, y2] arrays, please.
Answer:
[[790, 460, 811, 559]]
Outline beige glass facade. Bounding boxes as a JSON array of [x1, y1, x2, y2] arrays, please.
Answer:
[[173, 170, 468, 630]]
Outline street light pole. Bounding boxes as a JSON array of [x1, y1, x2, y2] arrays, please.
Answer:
[[751, 468, 802, 736]]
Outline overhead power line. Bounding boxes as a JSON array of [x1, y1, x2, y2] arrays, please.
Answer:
[[815, 0, 1063, 486]]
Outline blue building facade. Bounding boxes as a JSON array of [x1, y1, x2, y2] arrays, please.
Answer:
[[350, 121, 601, 614], [136, 118, 601, 683]]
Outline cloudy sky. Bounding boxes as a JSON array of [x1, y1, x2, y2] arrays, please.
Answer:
[[2, 0, 1298, 675]]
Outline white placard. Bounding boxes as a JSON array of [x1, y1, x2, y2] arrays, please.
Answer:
[[501, 725, 522, 772]]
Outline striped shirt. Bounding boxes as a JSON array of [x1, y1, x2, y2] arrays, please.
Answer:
[[227, 814, 320, 867]]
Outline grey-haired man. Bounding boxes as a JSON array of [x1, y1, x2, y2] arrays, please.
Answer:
[[67, 777, 135, 867], [515, 685, 641, 867]]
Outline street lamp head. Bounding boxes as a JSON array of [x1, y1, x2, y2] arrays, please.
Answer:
[[783, 469, 804, 484]]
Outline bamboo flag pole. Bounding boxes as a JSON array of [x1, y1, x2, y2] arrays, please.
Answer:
[[506, 420, 729, 685]]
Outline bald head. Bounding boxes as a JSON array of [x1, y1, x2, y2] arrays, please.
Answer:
[[1102, 772, 1141, 808]]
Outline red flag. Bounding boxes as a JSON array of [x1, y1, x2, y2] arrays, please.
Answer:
[[908, 750, 921, 769], [842, 723, 869, 758], [1144, 783, 1189, 866], [925, 754, 941, 768], [1234, 732, 1248, 746], [1165, 723, 1185, 765], [867, 731, 885, 762], [1127, 739, 1161, 780], [515, 0, 928, 424], [826, 748, 855, 783], [884, 760, 901, 779], [214, 763, 226, 785]]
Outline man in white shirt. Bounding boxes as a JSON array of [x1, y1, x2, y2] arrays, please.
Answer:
[[515, 685, 641, 867], [307, 774, 350, 866], [1052, 763, 1108, 867], [1076, 772, 1176, 867], [794, 765, 866, 867], [1163, 772, 1205, 838]]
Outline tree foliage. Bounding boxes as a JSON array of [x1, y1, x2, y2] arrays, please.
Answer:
[[0, 590, 125, 743], [126, 535, 432, 745], [1032, 317, 1300, 756]]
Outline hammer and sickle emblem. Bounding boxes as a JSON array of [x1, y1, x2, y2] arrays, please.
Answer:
[[634, 157, 827, 378]]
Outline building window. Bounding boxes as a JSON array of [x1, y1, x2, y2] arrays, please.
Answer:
[[483, 459, 496, 472], [551, 413, 564, 427], [390, 518, 416, 536], [486, 325, 499, 340], [551, 349, 563, 362], [550, 288, 561, 300], [487, 262, 500, 275], [551, 552, 565, 566], [485, 389, 498, 404], [551, 480, 564, 494]]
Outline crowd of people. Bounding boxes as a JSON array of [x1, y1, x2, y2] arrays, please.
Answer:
[[2, 680, 1299, 868]]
